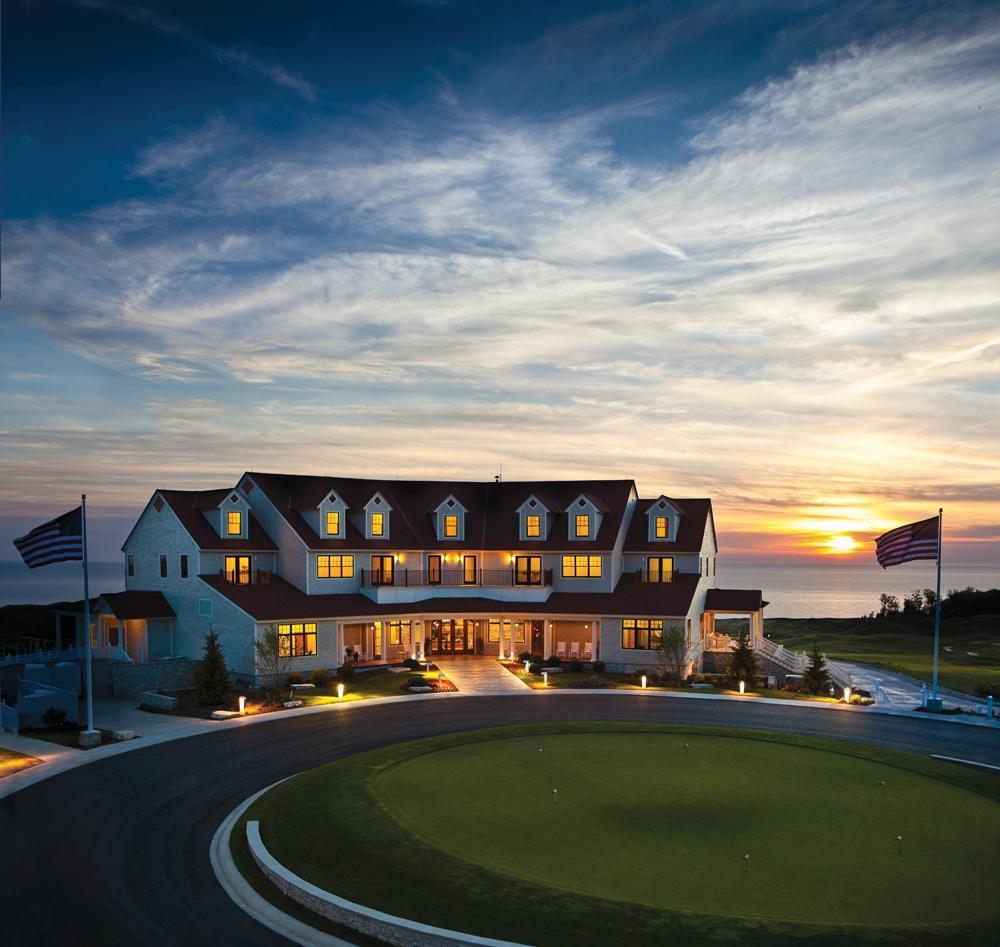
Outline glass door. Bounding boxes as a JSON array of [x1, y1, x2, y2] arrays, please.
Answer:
[[371, 555, 394, 586]]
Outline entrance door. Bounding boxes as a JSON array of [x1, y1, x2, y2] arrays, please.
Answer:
[[430, 619, 475, 653], [371, 555, 394, 586], [531, 620, 544, 654]]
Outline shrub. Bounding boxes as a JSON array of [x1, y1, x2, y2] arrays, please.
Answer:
[[310, 667, 330, 687], [568, 658, 583, 673], [518, 651, 533, 663], [592, 660, 606, 673], [542, 655, 562, 668], [286, 672, 304, 686], [337, 662, 355, 681], [407, 674, 426, 687], [194, 632, 233, 706], [402, 657, 420, 670], [42, 706, 67, 727], [528, 662, 543, 675]]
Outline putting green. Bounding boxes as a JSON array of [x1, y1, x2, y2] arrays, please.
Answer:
[[245, 725, 1000, 943]]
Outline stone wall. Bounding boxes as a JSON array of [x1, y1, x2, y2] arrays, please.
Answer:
[[112, 658, 198, 700], [247, 821, 521, 947], [700, 649, 791, 682]]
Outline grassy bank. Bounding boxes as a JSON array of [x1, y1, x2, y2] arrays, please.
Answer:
[[0, 747, 42, 778], [751, 615, 1000, 695]]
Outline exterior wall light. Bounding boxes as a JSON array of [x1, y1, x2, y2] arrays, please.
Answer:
[[337, 682, 345, 699], [739, 680, 745, 694], [238, 695, 246, 714], [641, 674, 647, 689]]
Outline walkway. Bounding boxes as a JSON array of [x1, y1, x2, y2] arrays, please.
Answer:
[[433, 656, 530, 693], [831, 660, 990, 712]]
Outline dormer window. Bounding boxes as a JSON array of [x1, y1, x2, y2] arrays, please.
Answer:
[[371, 511, 384, 536], [363, 493, 392, 540], [566, 494, 601, 541], [647, 497, 682, 542], [443, 514, 459, 538], [227, 510, 242, 535], [320, 491, 347, 539], [518, 495, 551, 541], [575, 514, 590, 538], [525, 514, 541, 537], [326, 510, 340, 535], [433, 495, 466, 541], [655, 516, 668, 539]]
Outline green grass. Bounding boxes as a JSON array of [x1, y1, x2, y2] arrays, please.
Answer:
[[238, 723, 1000, 945], [757, 616, 1000, 695], [0, 747, 41, 778], [302, 669, 446, 705]]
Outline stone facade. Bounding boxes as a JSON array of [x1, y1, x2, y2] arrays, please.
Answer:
[[112, 658, 198, 700]]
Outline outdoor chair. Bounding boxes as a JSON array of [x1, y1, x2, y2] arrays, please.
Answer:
[[569, 642, 580, 659], [581, 645, 592, 661], [556, 640, 567, 658]]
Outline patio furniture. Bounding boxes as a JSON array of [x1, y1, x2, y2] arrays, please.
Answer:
[[556, 641, 567, 658], [581, 645, 592, 661], [569, 642, 580, 659]]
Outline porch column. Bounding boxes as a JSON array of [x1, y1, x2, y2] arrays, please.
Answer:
[[119, 623, 126, 656], [543, 620, 552, 659], [336, 622, 344, 667], [591, 620, 599, 662]]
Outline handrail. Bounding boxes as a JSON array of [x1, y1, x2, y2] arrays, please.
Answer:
[[0, 642, 132, 667], [360, 567, 553, 589]]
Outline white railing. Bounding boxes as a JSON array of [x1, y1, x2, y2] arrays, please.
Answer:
[[754, 635, 808, 672], [1, 700, 18, 734], [824, 659, 854, 690], [0, 643, 132, 667]]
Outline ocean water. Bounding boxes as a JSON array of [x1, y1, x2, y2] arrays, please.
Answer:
[[0, 559, 996, 618]]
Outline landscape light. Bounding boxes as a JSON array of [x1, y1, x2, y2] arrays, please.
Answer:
[[337, 682, 345, 699], [844, 686, 852, 703], [641, 674, 647, 689], [543, 671, 549, 686], [238, 695, 246, 714], [739, 680, 745, 694]]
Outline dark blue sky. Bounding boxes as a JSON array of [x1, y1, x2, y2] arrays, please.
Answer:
[[3, 0, 999, 562]]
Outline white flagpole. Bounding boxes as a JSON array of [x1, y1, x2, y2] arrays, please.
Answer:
[[931, 507, 943, 702], [82, 493, 95, 735]]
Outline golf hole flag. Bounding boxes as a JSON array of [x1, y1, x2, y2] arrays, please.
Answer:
[[13, 506, 84, 568], [874, 515, 940, 569]]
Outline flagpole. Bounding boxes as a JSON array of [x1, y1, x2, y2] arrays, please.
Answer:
[[931, 507, 943, 703], [82, 493, 95, 735]]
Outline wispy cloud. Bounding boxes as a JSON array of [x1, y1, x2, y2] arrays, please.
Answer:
[[3, 17, 1000, 557]]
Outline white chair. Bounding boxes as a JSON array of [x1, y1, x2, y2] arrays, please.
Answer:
[[569, 641, 580, 659], [556, 640, 567, 658], [581, 645, 592, 661]]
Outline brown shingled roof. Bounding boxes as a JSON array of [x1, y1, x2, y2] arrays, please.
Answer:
[[199, 572, 699, 622], [157, 489, 277, 551], [95, 590, 175, 620], [704, 588, 767, 612], [622, 498, 713, 553]]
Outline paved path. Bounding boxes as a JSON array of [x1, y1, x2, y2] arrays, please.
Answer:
[[433, 656, 531, 693], [2, 694, 997, 947], [831, 660, 991, 713]]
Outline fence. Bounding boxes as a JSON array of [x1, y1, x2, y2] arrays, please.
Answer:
[[0, 643, 131, 668]]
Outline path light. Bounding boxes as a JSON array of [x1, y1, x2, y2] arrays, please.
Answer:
[[238, 695, 246, 714], [438, 672, 444, 682], [683, 743, 689, 755], [551, 788, 558, 804], [337, 682, 345, 699], [896, 834, 903, 854], [844, 686, 852, 703], [641, 674, 647, 689], [524, 659, 531, 672], [739, 680, 745, 694], [880, 780, 886, 796], [743, 853, 750, 874], [543, 671, 549, 686]]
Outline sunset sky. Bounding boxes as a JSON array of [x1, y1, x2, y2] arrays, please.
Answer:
[[3, 0, 999, 563]]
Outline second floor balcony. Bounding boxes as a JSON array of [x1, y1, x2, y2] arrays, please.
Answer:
[[359, 566, 553, 589]]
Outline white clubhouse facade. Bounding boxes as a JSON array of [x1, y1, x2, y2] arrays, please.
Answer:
[[108, 472, 766, 679]]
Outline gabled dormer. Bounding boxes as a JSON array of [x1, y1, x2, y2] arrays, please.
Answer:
[[516, 495, 551, 541], [433, 495, 467, 541], [364, 492, 392, 540], [319, 490, 347, 539], [647, 496, 684, 541], [565, 494, 603, 542], [218, 491, 249, 540]]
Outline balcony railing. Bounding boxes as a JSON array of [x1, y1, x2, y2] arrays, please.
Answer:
[[360, 567, 553, 589], [221, 568, 273, 585]]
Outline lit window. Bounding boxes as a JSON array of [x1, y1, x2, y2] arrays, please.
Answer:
[[326, 510, 340, 535], [622, 618, 664, 650], [655, 516, 668, 539], [575, 514, 590, 537], [562, 555, 602, 577], [647, 557, 673, 583], [443, 514, 458, 537], [277, 622, 317, 657], [463, 555, 477, 584], [515, 555, 542, 584], [226, 555, 251, 584], [317, 554, 354, 578], [227, 510, 242, 535], [370, 511, 384, 536], [525, 514, 541, 537]]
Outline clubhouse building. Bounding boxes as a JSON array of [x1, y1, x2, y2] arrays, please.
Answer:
[[104, 472, 766, 678]]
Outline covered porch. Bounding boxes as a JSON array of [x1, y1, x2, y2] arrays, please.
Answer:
[[701, 588, 767, 654], [92, 591, 177, 664]]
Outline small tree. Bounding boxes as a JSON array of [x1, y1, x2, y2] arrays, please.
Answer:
[[656, 625, 688, 683], [727, 627, 757, 685], [194, 631, 233, 706], [802, 644, 830, 695], [254, 624, 293, 704], [878, 593, 900, 618], [902, 590, 924, 616]]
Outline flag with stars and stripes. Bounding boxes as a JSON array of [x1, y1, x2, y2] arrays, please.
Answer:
[[874, 515, 939, 569], [13, 507, 84, 568]]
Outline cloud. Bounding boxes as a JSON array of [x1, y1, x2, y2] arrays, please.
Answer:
[[3, 16, 1000, 556], [71, 1, 318, 101]]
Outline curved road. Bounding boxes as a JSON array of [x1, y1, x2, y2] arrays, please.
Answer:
[[2, 695, 998, 946]]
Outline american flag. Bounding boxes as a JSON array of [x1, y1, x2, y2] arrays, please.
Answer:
[[13, 507, 84, 568], [874, 515, 939, 569]]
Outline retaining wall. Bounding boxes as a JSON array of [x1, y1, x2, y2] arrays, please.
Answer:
[[112, 658, 198, 701]]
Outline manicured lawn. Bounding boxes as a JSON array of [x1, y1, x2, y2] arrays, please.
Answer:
[[302, 668, 453, 705], [758, 616, 1000, 695], [0, 747, 41, 778], [240, 723, 999, 945]]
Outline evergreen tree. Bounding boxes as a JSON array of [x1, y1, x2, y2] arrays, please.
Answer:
[[727, 627, 757, 685], [802, 644, 830, 695], [194, 631, 233, 705]]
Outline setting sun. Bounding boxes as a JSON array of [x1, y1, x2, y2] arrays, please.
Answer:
[[826, 534, 860, 554]]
